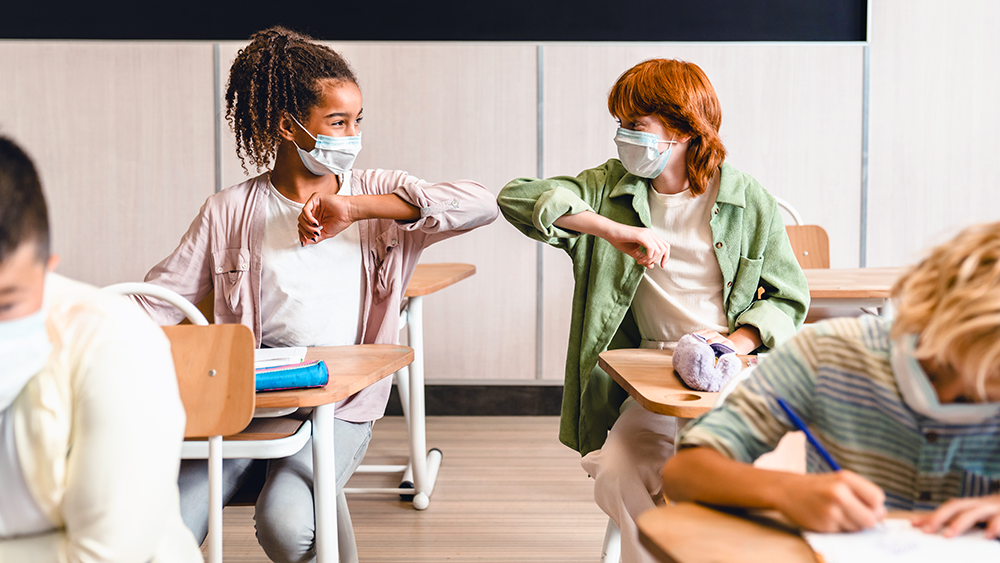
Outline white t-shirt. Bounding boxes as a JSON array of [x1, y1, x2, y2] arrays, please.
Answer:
[[631, 174, 728, 346], [260, 173, 364, 348]]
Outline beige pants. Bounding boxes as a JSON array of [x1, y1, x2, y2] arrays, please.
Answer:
[[581, 398, 676, 563]]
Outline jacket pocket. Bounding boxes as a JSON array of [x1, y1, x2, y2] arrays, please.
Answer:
[[730, 256, 764, 317], [212, 248, 250, 312], [371, 223, 400, 301]]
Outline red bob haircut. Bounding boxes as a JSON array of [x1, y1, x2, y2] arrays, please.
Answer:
[[608, 59, 727, 196]]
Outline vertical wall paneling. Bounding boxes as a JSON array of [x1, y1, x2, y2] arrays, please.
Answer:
[[218, 42, 539, 381], [540, 43, 865, 380], [0, 41, 216, 287], [535, 45, 546, 380], [868, 0, 1000, 267]]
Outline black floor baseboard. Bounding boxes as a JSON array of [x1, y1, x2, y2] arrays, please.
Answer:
[[385, 384, 563, 416]]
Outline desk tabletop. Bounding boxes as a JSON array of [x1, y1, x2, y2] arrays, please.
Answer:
[[254, 345, 414, 409], [637, 503, 819, 563], [598, 349, 750, 418], [405, 263, 476, 297], [804, 267, 904, 299]]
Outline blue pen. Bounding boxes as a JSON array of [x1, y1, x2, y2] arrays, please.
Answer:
[[776, 398, 841, 471]]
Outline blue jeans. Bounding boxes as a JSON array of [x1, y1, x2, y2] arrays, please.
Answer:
[[178, 418, 373, 563]]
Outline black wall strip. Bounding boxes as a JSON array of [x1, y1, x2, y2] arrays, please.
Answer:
[[3, 0, 865, 41], [386, 385, 564, 416]]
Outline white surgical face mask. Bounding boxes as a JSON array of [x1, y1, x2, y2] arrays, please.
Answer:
[[614, 127, 677, 179], [289, 114, 362, 176], [0, 309, 52, 411], [892, 334, 1000, 424]]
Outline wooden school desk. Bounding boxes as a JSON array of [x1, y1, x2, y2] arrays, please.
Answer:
[[182, 344, 414, 563], [804, 267, 904, 319], [597, 348, 754, 432], [346, 262, 476, 510], [637, 502, 820, 563]]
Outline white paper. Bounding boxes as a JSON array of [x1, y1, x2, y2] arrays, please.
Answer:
[[254, 347, 308, 369], [804, 518, 1000, 562]]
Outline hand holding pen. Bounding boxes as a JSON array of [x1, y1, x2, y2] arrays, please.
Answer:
[[769, 398, 887, 532]]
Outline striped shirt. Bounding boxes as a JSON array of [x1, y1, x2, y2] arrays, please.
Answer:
[[679, 315, 1000, 510]]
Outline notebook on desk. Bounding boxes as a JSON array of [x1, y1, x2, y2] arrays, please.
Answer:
[[803, 518, 1000, 563]]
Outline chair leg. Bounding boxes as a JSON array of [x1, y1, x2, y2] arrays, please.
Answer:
[[601, 518, 621, 563], [337, 491, 360, 563], [208, 435, 223, 563]]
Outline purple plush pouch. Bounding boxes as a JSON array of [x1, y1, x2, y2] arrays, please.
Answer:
[[673, 334, 741, 392]]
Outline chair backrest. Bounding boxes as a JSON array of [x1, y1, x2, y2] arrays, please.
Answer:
[[785, 225, 830, 269], [773, 196, 803, 226], [103, 282, 209, 325], [163, 324, 255, 439]]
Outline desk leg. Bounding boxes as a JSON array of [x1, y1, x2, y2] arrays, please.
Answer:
[[313, 403, 339, 563], [407, 295, 442, 511]]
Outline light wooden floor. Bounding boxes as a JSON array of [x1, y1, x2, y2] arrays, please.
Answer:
[[215, 416, 609, 562]]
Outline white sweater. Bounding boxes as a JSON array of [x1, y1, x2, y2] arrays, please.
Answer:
[[0, 274, 202, 563]]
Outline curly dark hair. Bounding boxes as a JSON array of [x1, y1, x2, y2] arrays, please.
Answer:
[[225, 26, 358, 173]]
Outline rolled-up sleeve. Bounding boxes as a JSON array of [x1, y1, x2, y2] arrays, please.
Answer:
[[497, 165, 611, 250], [361, 169, 498, 245]]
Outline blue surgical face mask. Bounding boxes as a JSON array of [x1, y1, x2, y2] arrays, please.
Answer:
[[892, 334, 1000, 424], [614, 127, 678, 179], [0, 309, 52, 411], [289, 114, 362, 176]]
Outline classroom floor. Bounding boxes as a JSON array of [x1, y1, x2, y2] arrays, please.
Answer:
[[213, 416, 609, 562]]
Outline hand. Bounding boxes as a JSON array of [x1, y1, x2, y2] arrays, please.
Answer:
[[911, 495, 1000, 538], [693, 329, 736, 353], [774, 471, 886, 532], [298, 193, 356, 246], [604, 223, 670, 269]]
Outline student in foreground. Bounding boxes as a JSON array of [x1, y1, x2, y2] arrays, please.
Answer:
[[665, 221, 1000, 538], [497, 59, 808, 563], [0, 136, 201, 561], [134, 26, 498, 562]]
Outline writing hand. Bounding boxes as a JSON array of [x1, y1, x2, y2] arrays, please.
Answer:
[[775, 471, 886, 532]]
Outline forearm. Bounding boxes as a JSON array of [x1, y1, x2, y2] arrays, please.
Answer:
[[663, 446, 790, 509], [350, 193, 421, 222], [553, 210, 621, 240], [728, 325, 762, 355]]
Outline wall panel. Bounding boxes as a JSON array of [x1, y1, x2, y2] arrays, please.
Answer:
[[219, 42, 539, 381], [540, 44, 864, 380], [868, 0, 1000, 266], [0, 41, 215, 286]]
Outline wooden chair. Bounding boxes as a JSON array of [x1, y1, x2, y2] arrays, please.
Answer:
[[164, 323, 255, 563], [104, 283, 255, 563], [785, 224, 831, 269]]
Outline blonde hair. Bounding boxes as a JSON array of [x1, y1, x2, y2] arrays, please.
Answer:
[[891, 221, 1000, 400]]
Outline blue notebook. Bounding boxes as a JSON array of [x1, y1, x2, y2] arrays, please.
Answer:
[[255, 360, 329, 392]]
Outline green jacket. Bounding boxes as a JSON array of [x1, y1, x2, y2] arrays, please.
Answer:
[[498, 159, 810, 455]]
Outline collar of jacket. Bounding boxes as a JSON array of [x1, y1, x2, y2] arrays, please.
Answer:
[[607, 162, 745, 220]]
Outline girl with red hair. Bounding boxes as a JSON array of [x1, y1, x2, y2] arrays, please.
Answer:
[[499, 59, 809, 563]]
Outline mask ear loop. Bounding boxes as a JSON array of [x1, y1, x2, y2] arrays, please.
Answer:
[[287, 113, 318, 142]]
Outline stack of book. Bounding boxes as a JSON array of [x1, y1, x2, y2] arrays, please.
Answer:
[[253, 347, 329, 392]]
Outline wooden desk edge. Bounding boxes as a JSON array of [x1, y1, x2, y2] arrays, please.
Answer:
[[597, 353, 719, 419], [254, 345, 414, 409], [405, 263, 476, 297]]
